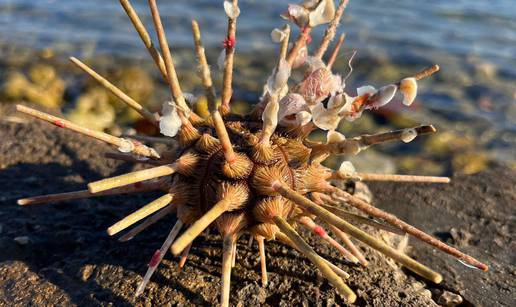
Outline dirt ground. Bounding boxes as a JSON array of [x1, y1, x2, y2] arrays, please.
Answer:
[[0, 105, 514, 306]]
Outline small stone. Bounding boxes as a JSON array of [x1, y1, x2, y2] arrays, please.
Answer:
[[79, 264, 95, 281], [437, 291, 463, 307], [14, 236, 29, 245]]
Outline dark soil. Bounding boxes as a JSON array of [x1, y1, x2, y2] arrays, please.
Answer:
[[0, 104, 514, 306]]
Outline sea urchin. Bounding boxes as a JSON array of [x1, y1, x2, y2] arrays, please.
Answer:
[[16, 0, 488, 306]]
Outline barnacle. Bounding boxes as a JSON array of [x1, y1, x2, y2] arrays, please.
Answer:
[[16, 0, 487, 306]]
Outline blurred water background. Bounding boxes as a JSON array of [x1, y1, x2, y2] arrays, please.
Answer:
[[1, 0, 515, 174]]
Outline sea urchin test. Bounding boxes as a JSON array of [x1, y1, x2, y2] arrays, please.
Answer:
[[16, 0, 487, 306]]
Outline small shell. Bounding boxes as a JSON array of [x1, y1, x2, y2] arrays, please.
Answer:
[[271, 28, 286, 43], [327, 130, 345, 143], [159, 101, 181, 137], [312, 98, 344, 131], [267, 59, 291, 94], [356, 85, 376, 97], [339, 93, 363, 122], [282, 4, 309, 28], [338, 161, 356, 177], [401, 128, 417, 143], [366, 84, 397, 109], [118, 138, 135, 153], [278, 93, 310, 124], [223, 0, 240, 19], [399, 77, 418, 106], [308, 0, 335, 27], [312, 103, 336, 130]]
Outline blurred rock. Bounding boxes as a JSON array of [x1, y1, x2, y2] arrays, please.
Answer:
[[112, 67, 155, 124], [423, 131, 474, 157], [3, 64, 65, 108], [67, 88, 116, 131], [397, 156, 445, 176], [452, 151, 489, 175]]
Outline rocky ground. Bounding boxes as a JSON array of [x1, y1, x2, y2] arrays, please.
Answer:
[[0, 105, 514, 306]]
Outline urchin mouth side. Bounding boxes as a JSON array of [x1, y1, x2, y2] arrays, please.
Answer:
[[15, 0, 488, 306]]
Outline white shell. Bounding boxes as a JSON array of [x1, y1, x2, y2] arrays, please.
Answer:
[[339, 93, 363, 122], [283, 4, 310, 28], [278, 93, 310, 126], [401, 128, 417, 143], [118, 138, 135, 153], [327, 130, 346, 143], [271, 28, 286, 43], [356, 85, 376, 96], [267, 59, 291, 94], [223, 0, 241, 19], [312, 101, 342, 130], [366, 84, 397, 109], [339, 161, 356, 177], [400, 77, 418, 106], [159, 101, 181, 137], [308, 0, 335, 27]]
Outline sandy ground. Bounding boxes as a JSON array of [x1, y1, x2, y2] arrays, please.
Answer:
[[0, 105, 514, 306]]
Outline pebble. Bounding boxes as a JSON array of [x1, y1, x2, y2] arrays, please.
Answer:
[[14, 236, 29, 245], [79, 264, 96, 281], [437, 290, 463, 307]]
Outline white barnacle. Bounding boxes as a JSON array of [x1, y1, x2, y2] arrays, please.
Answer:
[[267, 59, 291, 94], [282, 4, 310, 28], [338, 92, 362, 122], [118, 138, 135, 153], [366, 84, 397, 109], [308, 0, 335, 27], [312, 94, 347, 130], [159, 100, 181, 137], [401, 128, 417, 143], [356, 85, 375, 97], [223, 0, 241, 19], [271, 28, 287, 43], [338, 160, 357, 178], [327, 130, 346, 143], [278, 93, 310, 126], [399, 77, 418, 106]]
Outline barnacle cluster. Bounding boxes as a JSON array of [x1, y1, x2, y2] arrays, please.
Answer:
[[17, 0, 487, 306]]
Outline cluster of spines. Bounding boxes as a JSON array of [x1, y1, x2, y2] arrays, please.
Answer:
[[15, 1, 488, 306]]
